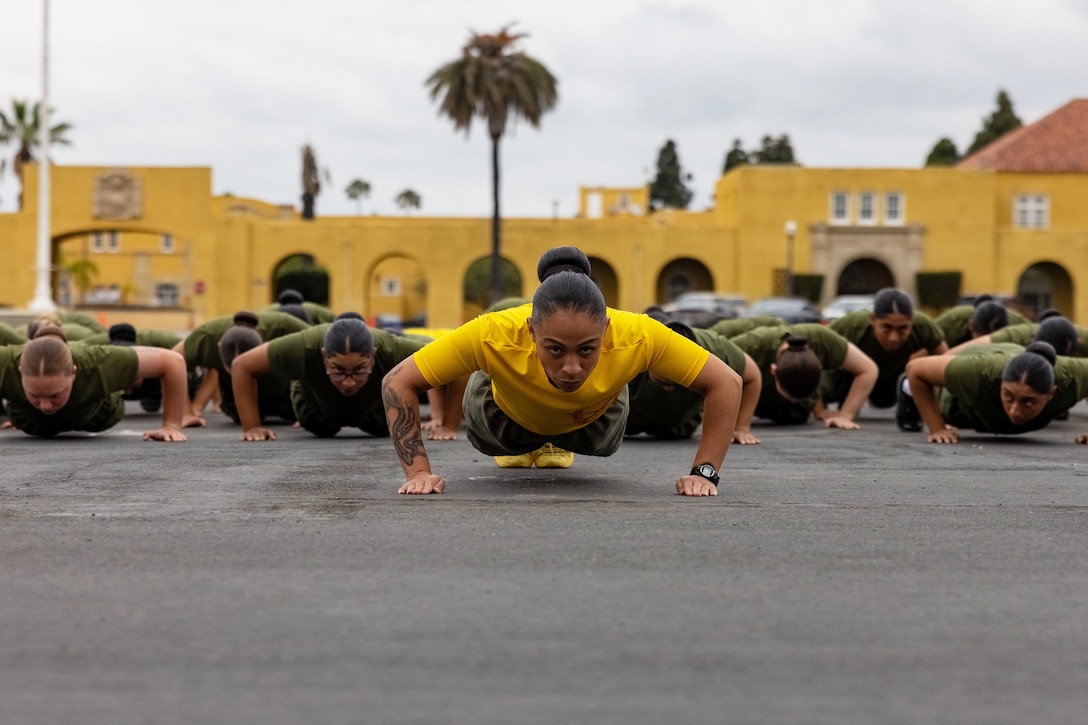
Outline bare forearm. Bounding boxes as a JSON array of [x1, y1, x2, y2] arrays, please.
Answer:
[[191, 369, 218, 414], [233, 374, 262, 431], [383, 374, 431, 477], [693, 384, 740, 469], [839, 370, 877, 420], [733, 378, 759, 433], [160, 362, 189, 430]]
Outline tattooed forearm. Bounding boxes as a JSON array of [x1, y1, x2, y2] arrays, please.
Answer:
[[383, 384, 426, 467]]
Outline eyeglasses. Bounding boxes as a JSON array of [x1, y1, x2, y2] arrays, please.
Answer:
[[326, 367, 372, 382]]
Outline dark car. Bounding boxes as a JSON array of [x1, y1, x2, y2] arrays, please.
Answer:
[[660, 292, 748, 328], [743, 297, 825, 325]]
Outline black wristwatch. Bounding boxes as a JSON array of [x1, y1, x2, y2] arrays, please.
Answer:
[[690, 463, 720, 485]]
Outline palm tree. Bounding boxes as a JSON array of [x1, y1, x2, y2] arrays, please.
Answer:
[[0, 99, 73, 208], [58, 256, 98, 305], [426, 25, 558, 304], [345, 178, 371, 215], [395, 188, 422, 215]]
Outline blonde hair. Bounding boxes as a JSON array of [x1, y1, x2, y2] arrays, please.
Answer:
[[20, 326, 74, 377]]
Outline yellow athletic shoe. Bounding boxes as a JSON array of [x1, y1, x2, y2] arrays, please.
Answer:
[[495, 453, 534, 468], [532, 443, 574, 468]]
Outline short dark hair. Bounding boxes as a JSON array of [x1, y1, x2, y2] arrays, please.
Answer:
[[1034, 316, 1077, 356], [218, 311, 262, 371]]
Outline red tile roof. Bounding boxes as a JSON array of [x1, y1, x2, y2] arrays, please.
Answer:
[[957, 99, 1088, 172]]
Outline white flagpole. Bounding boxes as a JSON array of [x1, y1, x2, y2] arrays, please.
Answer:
[[28, 0, 56, 313]]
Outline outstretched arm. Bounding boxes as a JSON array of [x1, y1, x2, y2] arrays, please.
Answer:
[[822, 343, 878, 429], [424, 374, 469, 441], [382, 357, 444, 494], [905, 355, 957, 443], [731, 354, 762, 445], [231, 343, 276, 441], [679, 356, 742, 496], [134, 347, 191, 441]]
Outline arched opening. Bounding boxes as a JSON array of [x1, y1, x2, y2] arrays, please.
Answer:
[[367, 255, 427, 330], [1017, 261, 1073, 320], [462, 256, 524, 320], [836, 257, 895, 295], [656, 258, 714, 304], [587, 256, 619, 307], [272, 253, 330, 306], [53, 229, 189, 308]]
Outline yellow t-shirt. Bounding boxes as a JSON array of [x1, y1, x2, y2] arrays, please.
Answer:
[[414, 304, 710, 436]]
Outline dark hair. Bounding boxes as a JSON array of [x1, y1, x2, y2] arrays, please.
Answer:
[[20, 327, 73, 377], [108, 323, 138, 346], [1038, 308, 1063, 321], [1002, 341, 1056, 393], [531, 247, 607, 326], [972, 294, 994, 306], [873, 288, 914, 318], [278, 289, 305, 305], [323, 318, 374, 356], [665, 320, 697, 343], [969, 301, 1008, 336], [1034, 316, 1077, 356], [278, 303, 312, 325], [774, 336, 822, 400], [218, 311, 262, 371], [335, 311, 364, 321]]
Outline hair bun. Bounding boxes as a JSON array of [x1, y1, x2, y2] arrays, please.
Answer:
[[1024, 341, 1057, 366], [232, 310, 260, 328], [278, 289, 305, 305], [537, 246, 592, 282], [785, 335, 809, 350], [32, 324, 68, 342]]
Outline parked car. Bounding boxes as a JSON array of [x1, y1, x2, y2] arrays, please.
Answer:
[[660, 292, 748, 328], [743, 297, 825, 324], [821, 294, 875, 322]]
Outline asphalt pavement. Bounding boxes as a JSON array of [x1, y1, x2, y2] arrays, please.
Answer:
[[2, 403, 1087, 725]]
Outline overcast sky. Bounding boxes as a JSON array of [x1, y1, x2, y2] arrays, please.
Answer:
[[2, 0, 1086, 218]]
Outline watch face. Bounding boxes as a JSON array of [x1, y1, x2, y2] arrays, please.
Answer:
[[698, 464, 716, 477]]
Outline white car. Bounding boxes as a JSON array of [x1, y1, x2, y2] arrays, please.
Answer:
[[821, 294, 875, 322]]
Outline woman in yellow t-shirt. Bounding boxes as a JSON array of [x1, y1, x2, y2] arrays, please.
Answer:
[[381, 246, 743, 497]]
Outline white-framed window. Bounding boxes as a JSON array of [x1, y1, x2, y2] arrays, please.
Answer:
[[107, 231, 119, 253], [884, 192, 904, 225], [161, 234, 174, 253], [617, 193, 629, 211], [829, 191, 850, 224], [154, 283, 180, 306], [1014, 195, 1049, 229], [858, 192, 876, 225], [91, 232, 104, 253]]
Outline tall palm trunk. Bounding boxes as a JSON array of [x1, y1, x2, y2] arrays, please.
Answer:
[[489, 134, 502, 305]]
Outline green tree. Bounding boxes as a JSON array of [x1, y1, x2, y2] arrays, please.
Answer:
[[426, 25, 558, 305], [58, 255, 98, 305], [649, 139, 693, 211], [722, 138, 749, 173], [925, 137, 960, 167], [345, 178, 371, 215], [0, 99, 73, 208], [753, 134, 796, 164], [395, 188, 422, 215], [463, 256, 521, 309], [965, 90, 1022, 156]]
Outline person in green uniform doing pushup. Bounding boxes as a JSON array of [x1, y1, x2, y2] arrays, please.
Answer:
[[902, 341, 1088, 443], [0, 324, 193, 440], [177, 310, 310, 425], [821, 287, 946, 419], [933, 295, 1029, 348], [229, 316, 466, 441], [625, 316, 763, 445], [729, 323, 878, 429]]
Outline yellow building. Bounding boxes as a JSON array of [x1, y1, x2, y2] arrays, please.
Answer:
[[1, 99, 1086, 330]]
